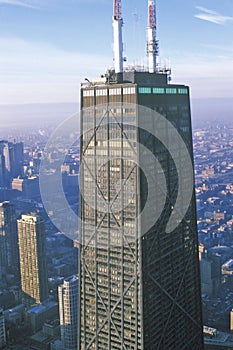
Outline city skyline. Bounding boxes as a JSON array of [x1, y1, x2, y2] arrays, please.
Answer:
[[0, 0, 232, 108]]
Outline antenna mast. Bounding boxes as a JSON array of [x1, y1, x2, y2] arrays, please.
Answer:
[[147, 0, 158, 73], [113, 0, 123, 73]]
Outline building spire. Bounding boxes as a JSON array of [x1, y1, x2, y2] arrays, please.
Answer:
[[147, 0, 158, 73], [113, 0, 123, 73]]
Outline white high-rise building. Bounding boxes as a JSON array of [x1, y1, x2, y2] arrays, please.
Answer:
[[58, 275, 78, 350]]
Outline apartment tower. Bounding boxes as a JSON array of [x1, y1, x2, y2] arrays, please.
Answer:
[[58, 275, 78, 350], [17, 214, 48, 307]]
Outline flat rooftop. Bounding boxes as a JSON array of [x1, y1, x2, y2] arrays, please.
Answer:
[[82, 69, 170, 87]]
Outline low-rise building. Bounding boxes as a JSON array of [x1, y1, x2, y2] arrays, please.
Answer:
[[26, 301, 58, 333]]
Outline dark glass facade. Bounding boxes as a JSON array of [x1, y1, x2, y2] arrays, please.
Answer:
[[78, 71, 203, 350], [0, 202, 19, 278]]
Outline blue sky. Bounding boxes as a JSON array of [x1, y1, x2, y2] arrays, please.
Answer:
[[0, 0, 232, 105]]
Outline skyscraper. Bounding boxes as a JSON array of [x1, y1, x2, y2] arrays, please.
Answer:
[[0, 154, 6, 188], [58, 275, 78, 350], [0, 140, 24, 187], [78, 1, 203, 349], [11, 141, 24, 178], [0, 201, 19, 279], [17, 214, 48, 307]]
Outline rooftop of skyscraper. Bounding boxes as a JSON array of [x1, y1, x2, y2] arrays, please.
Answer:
[[19, 213, 42, 223], [64, 275, 78, 284]]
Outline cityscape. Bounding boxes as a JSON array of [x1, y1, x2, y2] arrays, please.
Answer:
[[2, 120, 233, 348], [0, 0, 233, 349]]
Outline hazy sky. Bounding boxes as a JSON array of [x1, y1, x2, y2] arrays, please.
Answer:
[[0, 0, 232, 105]]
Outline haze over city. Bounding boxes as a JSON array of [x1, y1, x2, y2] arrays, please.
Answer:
[[0, 0, 232, 126]]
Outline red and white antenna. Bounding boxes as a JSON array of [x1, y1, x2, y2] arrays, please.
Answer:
[[113, 0, 123, 73], [147, 0, 158, 73]]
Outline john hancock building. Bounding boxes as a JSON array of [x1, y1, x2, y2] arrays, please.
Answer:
[[78, 1, 203, 349]]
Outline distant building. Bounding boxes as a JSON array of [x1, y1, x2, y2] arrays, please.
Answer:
[[43, 320, 60, 337], [36, 321, 61, 350], [0, 140, 24, 187], [227, 216, 233, 228], [0, 154, 6, 188], [12, 175, 40, 198], [4, 304, 24, 325], [11, 141, 24, 178], [230, 309, 233, 332], [222, 259, 233, 275], [11, 177, 24, 192], [204, 325, 233, 349], [58, 275, 78, 350], [26, 301, 58, 333], [29, 331, 53, 350], [17, 214, 48, 307], [0, 308, 6, 348], [214, 211, 226, 224], [199, 244, 221, 297], [51, 339, 63, 350], [29, 320, 61, 350], [0, 201, 19, 279], [61, 165, 70, 174]]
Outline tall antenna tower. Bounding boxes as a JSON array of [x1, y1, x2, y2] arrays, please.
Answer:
[[147, 0, 159, 73], [113, 0, 123, 73]]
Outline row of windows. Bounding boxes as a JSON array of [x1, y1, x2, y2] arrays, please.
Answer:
[[83, 87, 136, 97], [138, 87, 188, 95], [83, 90, 94, 97], [178, 88, 188, 94], [96, 89, 108, 96], [123, 87, 136, 95], [109, 88, 121, 95]]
